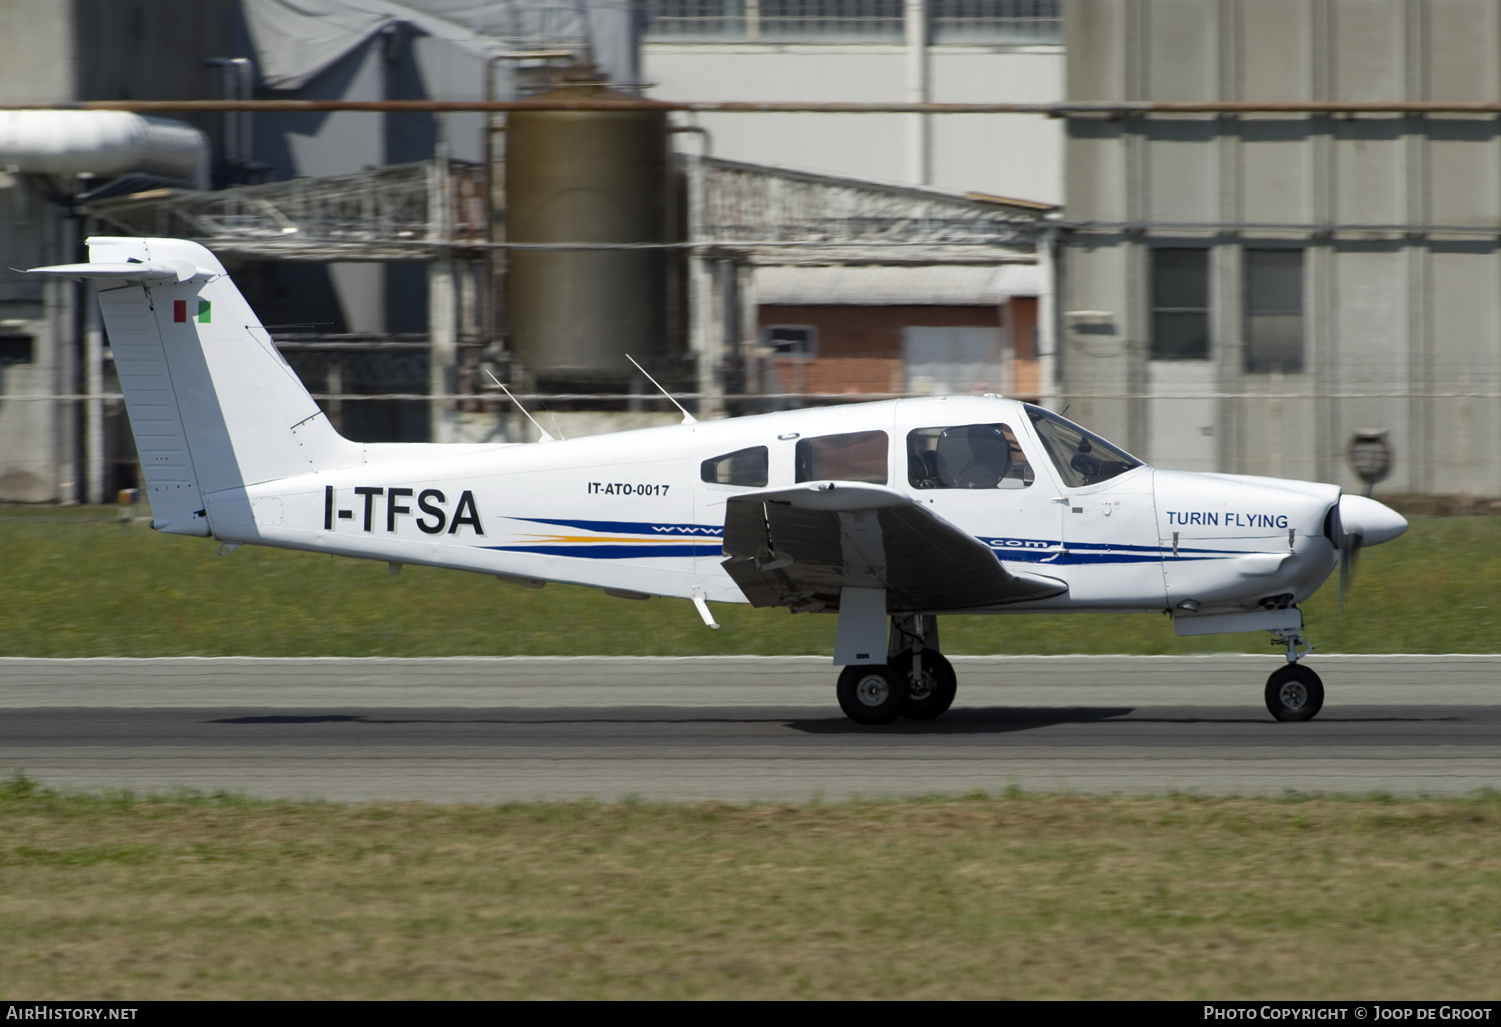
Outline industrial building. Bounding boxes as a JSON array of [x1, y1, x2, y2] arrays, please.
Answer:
[[7, 0, 1501, 507], [1058, 0, 1501, 499], [0, 0, 1055, 506], [642, 0, 1064, 200]]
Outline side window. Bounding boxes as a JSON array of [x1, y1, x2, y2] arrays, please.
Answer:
[[795, 430, 888, 484], [701, 446, 769, 487], [908, 423, 1034, 490]]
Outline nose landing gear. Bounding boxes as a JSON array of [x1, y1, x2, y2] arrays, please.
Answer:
[[1266, 627, 1324, 721]]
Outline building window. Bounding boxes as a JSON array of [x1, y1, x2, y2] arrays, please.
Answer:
[[643, 0, 1060, 43], [1245, 250, 1304, 374], [760, 0, 904, 40], [0, 335, 33, 365], [645, 0, 748, 40], [763, 324, 816, 358], [931, 0, 1060, 43], [1150, 249, 1210, 361]]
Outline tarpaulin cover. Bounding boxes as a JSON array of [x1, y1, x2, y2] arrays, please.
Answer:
[[243, 0, 639, 93]]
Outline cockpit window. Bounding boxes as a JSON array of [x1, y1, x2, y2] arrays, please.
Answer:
[[907, 424, 1033, 490], [795, 430, 888, 484], [1024, 404, 1142, 488]]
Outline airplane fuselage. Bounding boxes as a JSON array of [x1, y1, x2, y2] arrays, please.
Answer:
[[213, 395, 1347, 619]]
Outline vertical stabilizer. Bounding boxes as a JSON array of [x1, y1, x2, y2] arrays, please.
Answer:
[[28, 238, 362, 535]]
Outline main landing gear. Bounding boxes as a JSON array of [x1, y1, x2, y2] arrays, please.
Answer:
[[1265, 627, 1324, 722], [836, 615, 957, 725]]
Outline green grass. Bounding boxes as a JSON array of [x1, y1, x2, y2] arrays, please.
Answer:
[[2, 504, 1499, 656], [1, 779, 1498, 999]]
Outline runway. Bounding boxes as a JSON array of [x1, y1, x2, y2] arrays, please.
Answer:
[[2, 655, 1498, 801]]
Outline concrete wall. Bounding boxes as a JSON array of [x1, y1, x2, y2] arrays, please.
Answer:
[[0, 179, 70, 502], [1060, 0, 1501, 497], [644, 43, 1064, 203], [0, 0, 75, 105]]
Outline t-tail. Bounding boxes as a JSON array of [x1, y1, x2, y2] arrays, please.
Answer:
[[29, 237, 363, 536]]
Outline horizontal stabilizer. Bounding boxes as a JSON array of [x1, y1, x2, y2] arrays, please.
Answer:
[[26, 260, 202, 283]]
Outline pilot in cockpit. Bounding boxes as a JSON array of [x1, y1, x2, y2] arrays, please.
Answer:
[[909, 424, 1033, 490]]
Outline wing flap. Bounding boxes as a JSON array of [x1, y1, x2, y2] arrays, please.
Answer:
[[722, 481, 1066, 612]]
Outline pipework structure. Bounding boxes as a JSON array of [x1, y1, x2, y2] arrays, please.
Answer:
[[80, 144, 1051, 443]]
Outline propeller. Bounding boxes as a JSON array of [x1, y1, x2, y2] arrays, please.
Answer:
[[1330, 494, 1407, 609]]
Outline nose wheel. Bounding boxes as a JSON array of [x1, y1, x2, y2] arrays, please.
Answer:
[[1265, 663, 1324, 721]]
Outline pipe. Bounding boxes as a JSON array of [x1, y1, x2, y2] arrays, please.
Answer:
[[14, 100, 1501, 114], [905, 0, 929, 185], [0, 111, 208, 187]]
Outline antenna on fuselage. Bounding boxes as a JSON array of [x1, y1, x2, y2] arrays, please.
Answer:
[[485, 369, 559, 442], [626, 353, 696, 424]]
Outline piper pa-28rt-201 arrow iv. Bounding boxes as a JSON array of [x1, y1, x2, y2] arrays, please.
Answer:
[[30, 238, 1409, 724]]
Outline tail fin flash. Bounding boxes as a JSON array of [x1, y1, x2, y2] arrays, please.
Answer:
[[29, 238, 360, 535]]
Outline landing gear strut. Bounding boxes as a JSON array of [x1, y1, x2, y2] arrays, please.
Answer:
[[835, 614, 956, 725], [1266, 626, 1324, 721]]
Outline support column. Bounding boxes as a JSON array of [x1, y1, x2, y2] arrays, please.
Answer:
[[687, 154, 725, 419], [84, 280, 104, 505], [739, 260, 760, 401], [427, 153, 457, 444], [428, 259, 457, 444], [44, 220, 78, 504], [904, 0, 929, 186], [1037, 229, 1059, 410], [58, 287, 77, 504], [692, 255, 724, 419]]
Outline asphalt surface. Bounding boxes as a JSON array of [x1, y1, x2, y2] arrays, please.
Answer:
[[1, 655, 1497, 801]]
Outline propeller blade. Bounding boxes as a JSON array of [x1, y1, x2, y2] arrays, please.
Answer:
[[1337, 531, 1362, 610]]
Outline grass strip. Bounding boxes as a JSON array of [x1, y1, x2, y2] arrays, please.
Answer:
[[3, 506, 1500, 656], [1, 777, 1498, 1000]]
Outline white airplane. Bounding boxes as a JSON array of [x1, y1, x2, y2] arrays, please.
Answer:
[[30, 238, 1409, 724]]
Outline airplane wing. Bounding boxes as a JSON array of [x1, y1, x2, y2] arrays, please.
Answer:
[[720, 481, 1067, 612]]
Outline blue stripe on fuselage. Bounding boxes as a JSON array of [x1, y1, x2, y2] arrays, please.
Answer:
[[980, 536, 1253, 566], [515, 516, 723, 538]]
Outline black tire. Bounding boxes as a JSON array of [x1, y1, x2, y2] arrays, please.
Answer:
[[1265, 664, 1325, 722], [894, 649, 957, 720], [836, 664, 909, 725]]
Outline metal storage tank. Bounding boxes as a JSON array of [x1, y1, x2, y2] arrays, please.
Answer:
[[505, 84, 674, 388]]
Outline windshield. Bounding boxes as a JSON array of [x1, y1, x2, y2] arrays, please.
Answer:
[[1024, 404, 1142, 488]]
